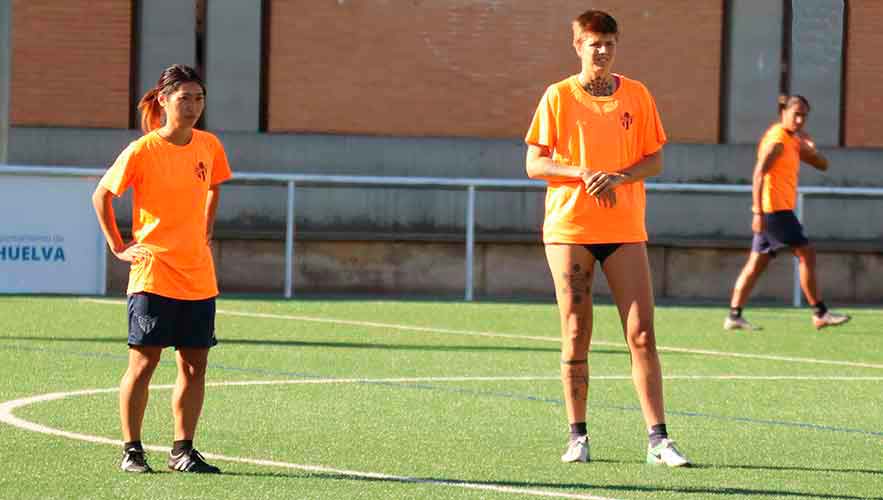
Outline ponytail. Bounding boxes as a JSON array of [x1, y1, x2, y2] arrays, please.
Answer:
[[137, 87, 163, 133], [137, 64, 206, 134]]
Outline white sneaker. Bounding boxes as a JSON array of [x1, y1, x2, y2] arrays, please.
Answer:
[[723, 316, 758, 331], [646, 439, 691, 467], [561, 435, 590, 463], [813, 311, 850, 330]]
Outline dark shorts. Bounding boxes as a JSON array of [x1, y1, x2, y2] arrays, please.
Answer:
[[582, 243, 623, 265], [751, 210, 809, 256], [127, 292, 217, 349]]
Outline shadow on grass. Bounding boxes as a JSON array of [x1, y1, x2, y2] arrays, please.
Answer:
[[696, 462, 883, 476]]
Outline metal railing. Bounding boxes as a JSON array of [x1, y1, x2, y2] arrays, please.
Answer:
[[3, 164, 883, 305]]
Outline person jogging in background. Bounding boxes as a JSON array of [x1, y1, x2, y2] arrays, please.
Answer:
[[725, 95, 850, 331], [92, 64, 232, 473], [525, 9, 690, 467]]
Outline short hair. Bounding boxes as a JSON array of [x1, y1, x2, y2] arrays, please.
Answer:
[[778, 94, 811, 113], [572, 10, 619, 45]]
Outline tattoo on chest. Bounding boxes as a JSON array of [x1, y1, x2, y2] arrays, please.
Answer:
[[584, 76, 614, 97]]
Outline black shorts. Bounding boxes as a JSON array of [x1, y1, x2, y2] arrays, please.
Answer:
[[581, 243, 623, 265], [127, 292, 217, 349], [751, 210, 809, 256]]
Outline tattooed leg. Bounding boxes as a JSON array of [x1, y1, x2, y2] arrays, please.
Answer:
[[545, 244, 596, 426], [558, 262, 592, 305], [561, 359, 589, 424]]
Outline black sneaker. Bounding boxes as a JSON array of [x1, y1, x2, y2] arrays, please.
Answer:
[[167, 448, 221, 474], [120, 448, 153, 473]]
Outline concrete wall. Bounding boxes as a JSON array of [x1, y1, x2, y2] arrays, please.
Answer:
[[137, 0, 196, 102], [204, 0, 262, 131], [103, 239, 883, 305], [9, 127, 883, 245], [266, 0, 722, 142], [15, 127, 883, 186], [10, 0, 132, 128], [723, 0, 783, 144], [789, 0, 844, 148]]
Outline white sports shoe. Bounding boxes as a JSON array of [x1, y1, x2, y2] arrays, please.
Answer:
[[561, 435, 590, 463], [813, 311, 851, 330], [723, 316, 758, 331], [646, 439, 691, 467]]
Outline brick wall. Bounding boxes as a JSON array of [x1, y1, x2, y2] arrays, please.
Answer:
[[266, 0, 722, 142], [10, 0, 132, 128], [843, 0, 883, 147]]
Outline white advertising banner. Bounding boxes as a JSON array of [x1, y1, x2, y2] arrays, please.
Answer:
[[0, 175, 106, 294]]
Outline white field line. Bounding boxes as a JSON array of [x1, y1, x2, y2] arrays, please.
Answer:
[[0, 379, 626, 500], [4, 375, 883, 498], [210, 375, 883, 383], [81, 298, 883, 370]]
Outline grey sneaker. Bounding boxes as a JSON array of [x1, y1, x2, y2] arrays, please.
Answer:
[[120, 448, 153, 473], [813, 311, 850, 330], [168, 448, 221, 474], [646, 439, 691, 467], [723, 316, 758, 331], [561, 435, 590, 463]]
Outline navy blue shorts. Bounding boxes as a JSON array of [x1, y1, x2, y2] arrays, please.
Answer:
[[751, 210, 809, 256], [127, 292, 217, 349]]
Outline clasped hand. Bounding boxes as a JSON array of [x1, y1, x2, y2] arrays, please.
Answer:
[[580, 170, 627, 208]]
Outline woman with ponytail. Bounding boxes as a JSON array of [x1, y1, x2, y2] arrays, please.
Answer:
[[92, 64, 232, 474], [724, 95, 850, 331]]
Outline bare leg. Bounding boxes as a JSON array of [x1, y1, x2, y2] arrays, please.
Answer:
[[602, 242, 664, 428], [792, 244, 821, 305], [172, 348, 209, 441], [120, 346, 163, 442], [730, 251, 772, 308], [545, 244, 596, 426]]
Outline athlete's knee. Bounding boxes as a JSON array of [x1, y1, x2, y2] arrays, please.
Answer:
[[745, 255, 769, 275], [126, 353, 160, 379], [625, 325, 656, 353], [123, 367, 156, 390], [796, 245, 816, 263], [177, 349, 209, 379], [179, 361, 207, 380], [560, 316, 590, 353]]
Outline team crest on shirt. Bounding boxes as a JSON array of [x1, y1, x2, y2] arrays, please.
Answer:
[[195, 162, 207, 182], [621, 112, 633, 130]]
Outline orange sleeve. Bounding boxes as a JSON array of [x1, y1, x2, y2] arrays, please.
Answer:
[[640, 85, 667, 156], [525, 86, 557, 149], [766, 126, 788, 144], [99, 142, 140, 197], [210, 136, 233, 186], [757, 127, 785, 159]]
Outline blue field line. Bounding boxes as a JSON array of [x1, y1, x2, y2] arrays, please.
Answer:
[[360, 381, 883, 438], [2, 341, 882, 438]]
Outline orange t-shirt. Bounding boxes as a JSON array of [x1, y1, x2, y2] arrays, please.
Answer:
[[525, 74, 666, 244], [758, 123, 800, 213], [100, 129, 233, 300]]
